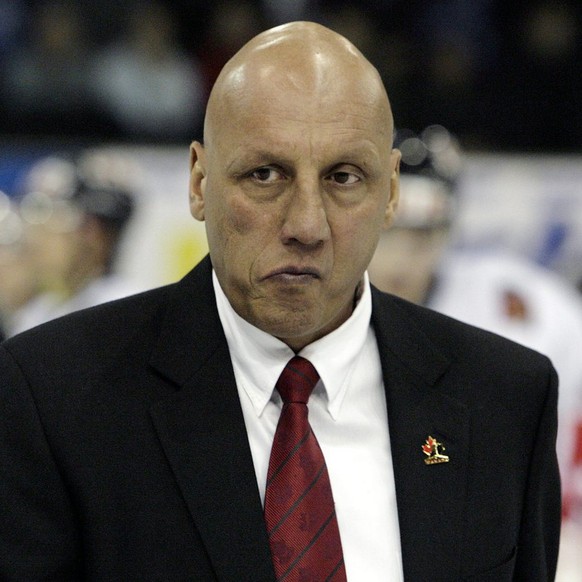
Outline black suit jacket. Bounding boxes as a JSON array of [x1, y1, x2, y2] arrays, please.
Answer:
[[0, 256, 560, 581]]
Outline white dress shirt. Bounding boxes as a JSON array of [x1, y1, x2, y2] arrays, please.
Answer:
[[213, 271, 404, 581]]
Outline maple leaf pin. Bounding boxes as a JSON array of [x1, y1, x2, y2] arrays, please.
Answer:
[[422, 435, 450, 465]]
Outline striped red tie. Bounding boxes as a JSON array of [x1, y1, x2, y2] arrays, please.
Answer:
[[264, 356, 347, 582]]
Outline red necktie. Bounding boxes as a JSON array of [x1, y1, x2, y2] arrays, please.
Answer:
[[264, 356, 347, 582]]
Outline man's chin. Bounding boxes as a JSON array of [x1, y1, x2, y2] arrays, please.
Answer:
[[252, 304, 324, 350]]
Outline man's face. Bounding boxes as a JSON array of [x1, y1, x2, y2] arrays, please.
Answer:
[[190, 63, 399, 351]]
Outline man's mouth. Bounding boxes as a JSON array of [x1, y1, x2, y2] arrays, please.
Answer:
[[263, 266, 321, 283]]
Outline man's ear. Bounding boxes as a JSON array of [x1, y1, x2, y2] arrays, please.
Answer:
[[189, 141, 207, 221], [384, 148, 401, 228]]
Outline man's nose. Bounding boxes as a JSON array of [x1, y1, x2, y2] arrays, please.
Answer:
[[280, 178, 331, 246]]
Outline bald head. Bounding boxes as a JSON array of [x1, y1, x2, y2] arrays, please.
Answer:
[[204, 21, 394, 147]]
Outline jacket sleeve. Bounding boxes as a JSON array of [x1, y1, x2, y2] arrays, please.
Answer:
[[514, 360, 561, 580], [0, 345, 82, 580]]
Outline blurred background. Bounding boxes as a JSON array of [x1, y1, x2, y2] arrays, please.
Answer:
[[0, 0, 581, 578]]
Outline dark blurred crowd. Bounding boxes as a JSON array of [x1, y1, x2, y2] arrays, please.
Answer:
[[0, 0, 580, 151]]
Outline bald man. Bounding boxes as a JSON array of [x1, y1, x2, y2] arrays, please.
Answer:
[[0, 22, 560, 581]]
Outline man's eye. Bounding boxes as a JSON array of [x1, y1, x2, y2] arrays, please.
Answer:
[[329, 171, 360, 185], [250, 167, 283, 182]]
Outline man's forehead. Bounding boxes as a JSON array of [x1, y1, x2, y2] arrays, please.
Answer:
[[209, 100, 392, 159], [225, 135, 385, 162]]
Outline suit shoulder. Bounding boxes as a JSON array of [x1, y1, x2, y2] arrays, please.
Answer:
[[371, 289, 557, 422], [372, 288, 552, 370], [3, 283, 176, 363]]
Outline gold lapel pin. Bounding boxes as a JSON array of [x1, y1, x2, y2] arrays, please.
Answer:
[[422, 435, 450, 465]]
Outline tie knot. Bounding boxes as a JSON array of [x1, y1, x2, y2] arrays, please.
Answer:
[[276, 356, 320, 404]]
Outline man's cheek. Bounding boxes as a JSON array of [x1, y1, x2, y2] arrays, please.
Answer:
[[227, 197, 273, 237]]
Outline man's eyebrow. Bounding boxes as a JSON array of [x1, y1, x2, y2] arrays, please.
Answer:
[[225, 147, 295, 170]]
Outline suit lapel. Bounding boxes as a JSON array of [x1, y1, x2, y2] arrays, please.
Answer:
[[149, 257, 275, 582], [372, 289, 470, 581]]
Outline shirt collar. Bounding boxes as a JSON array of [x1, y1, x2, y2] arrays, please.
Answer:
[[213, 271, 373, 420]]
